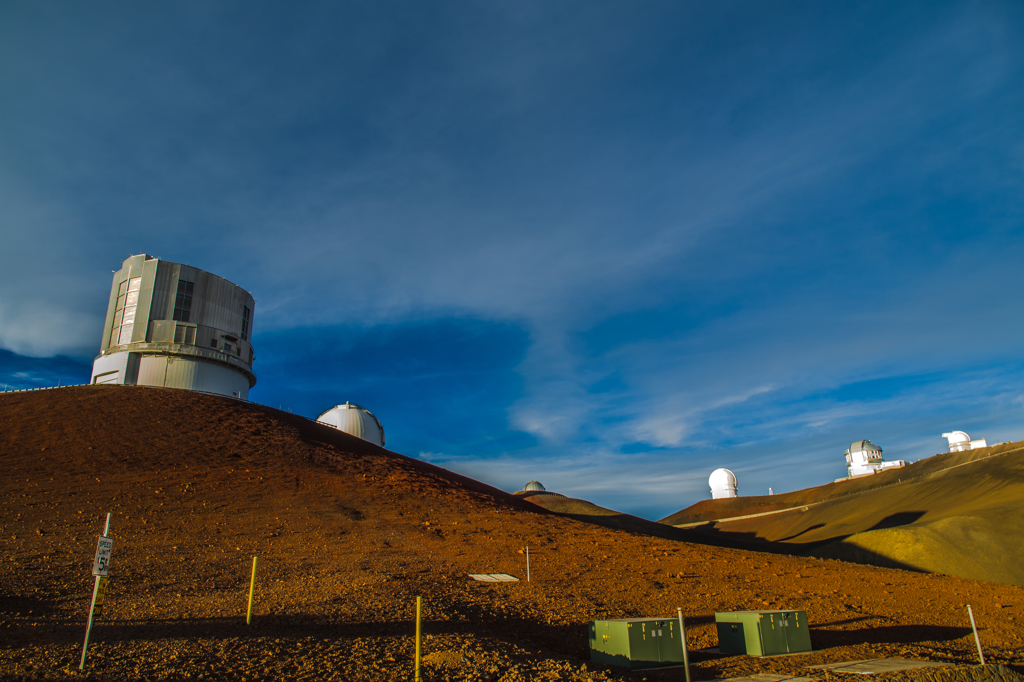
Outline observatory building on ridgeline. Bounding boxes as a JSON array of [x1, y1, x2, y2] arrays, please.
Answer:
[[942, 430, 988, 452], [844, 440, 906, 478], [316, 402, 385, 447], [513, 481, 565, 497], [90, 254, 257, 399], [709, 468, 738, 499]]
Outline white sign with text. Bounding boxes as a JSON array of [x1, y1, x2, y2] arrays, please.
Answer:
[[92, 536, 113, 576]]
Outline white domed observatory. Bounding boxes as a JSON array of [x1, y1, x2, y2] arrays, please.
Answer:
[[709, 468, 738, 499], [844, 440, 906, 478], [89, 254, 257, 399], [513, 480, 565, 498], [316, 402, 385, 447], [942, 430, 988, 452]]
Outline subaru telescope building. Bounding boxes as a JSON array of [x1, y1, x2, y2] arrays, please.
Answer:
[[90, 254, 257, 399]]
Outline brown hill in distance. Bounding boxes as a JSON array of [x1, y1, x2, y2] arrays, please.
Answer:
[[660, 444, 1024, 586], [2, 386, 1023, 681], [517, 491, 689, 540]]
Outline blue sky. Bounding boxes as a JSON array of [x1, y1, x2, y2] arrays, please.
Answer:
[[2, 2, 1023, 519]]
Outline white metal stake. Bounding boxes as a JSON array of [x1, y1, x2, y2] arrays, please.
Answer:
[[677, 607, 691, 682], [968, 605, 985, 665], [80, 513, 111, 670], [526, 546, 530, 582]]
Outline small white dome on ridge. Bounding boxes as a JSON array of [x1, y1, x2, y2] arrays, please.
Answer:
[[709, 468, 738, 499], [316, 402, 385, 447], [942, 430, 971, 445], [942, 430, 987, 452]]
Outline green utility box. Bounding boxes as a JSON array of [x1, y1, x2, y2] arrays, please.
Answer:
[[589, 618, 685, 669], [715, 610, 811, 656]]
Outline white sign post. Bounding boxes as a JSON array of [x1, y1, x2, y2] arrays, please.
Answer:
[[80, 513, 112, 670], [92, 536, 113, 577]]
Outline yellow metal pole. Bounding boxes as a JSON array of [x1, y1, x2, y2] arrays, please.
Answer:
[[415, 596, 422, 681], [246, 556, 257, 625]]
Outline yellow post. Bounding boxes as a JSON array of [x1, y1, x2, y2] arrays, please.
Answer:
[[246, 556, 258, 625], [414, 596, 422, 681]]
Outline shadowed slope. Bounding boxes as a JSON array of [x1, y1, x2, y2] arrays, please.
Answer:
[[518, 491, 689, 540]]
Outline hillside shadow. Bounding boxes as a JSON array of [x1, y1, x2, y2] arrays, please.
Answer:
[[668, 512, 931, 573], [868, 511, 925, 530], [538, 500, 930, 576], [0, 594, 59, 617], [811, 624, 971, 647], [557, 512, 693, 540], [0, 607, 593, 660], [778, 523, 826, 541]]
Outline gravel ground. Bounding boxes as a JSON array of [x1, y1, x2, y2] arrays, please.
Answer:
[[2, 386, 1022, 681]]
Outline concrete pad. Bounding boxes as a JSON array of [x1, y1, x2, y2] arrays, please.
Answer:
[[808, 659, 952, 674], [697, 647, 819, 658], [467, 573, 519, 582], [720, 674, 819, 682]]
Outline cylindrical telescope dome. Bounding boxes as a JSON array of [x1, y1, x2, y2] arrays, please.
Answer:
[[316, 402, 385, 447], [844, 439, 886, 477], [709, 468, 738, 499], [523, 481, 546, 492], [89, 254, 257, 399], [942, 430, 971, 445]]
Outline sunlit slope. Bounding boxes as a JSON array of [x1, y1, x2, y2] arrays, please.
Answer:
[[660, 443, 1024, 585]]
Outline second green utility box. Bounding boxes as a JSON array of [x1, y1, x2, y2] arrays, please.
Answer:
[[715, 610, 811, 656], [589, 618, 684, 669]]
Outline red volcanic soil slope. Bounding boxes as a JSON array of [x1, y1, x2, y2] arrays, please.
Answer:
[[2, 386, 1023, 682], [660, 444, 1024, 586]]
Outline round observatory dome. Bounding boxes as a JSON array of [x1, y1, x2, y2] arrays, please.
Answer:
[[845, 440, 882, 462], [848, 439, 882, 453], [844, 439, 884, 477], [943, 430, 971, 446], [523, 481, 546, 492], [316, 402, 385, 447], [709, 468, 738, 499]]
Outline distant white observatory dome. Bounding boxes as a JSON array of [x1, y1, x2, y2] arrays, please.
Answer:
[[513, 480, 564, 497], [844, 439, 906, 478], [942, 430, 987, 452], [709, 468, 738, 499], [316, 402, 385, 447]]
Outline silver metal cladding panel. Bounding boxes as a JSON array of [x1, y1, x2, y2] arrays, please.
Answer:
[[136, 355, 167, 388], [136, 355, 250, 399], [91, 351, 130, 384], [149, 261, 179, 324], [99, 258, 131, 352], [130, 258, 160, 344]]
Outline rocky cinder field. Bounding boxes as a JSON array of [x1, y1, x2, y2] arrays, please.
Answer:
[[2, 386, 1023, 681]]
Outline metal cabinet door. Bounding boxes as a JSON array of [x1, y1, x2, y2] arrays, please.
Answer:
[[656, 620, 683, 663], [782, 611, 812, 653], [717, 621, 747, 654], [629, 622, 661, 664], [758, 613, 789, 655]]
